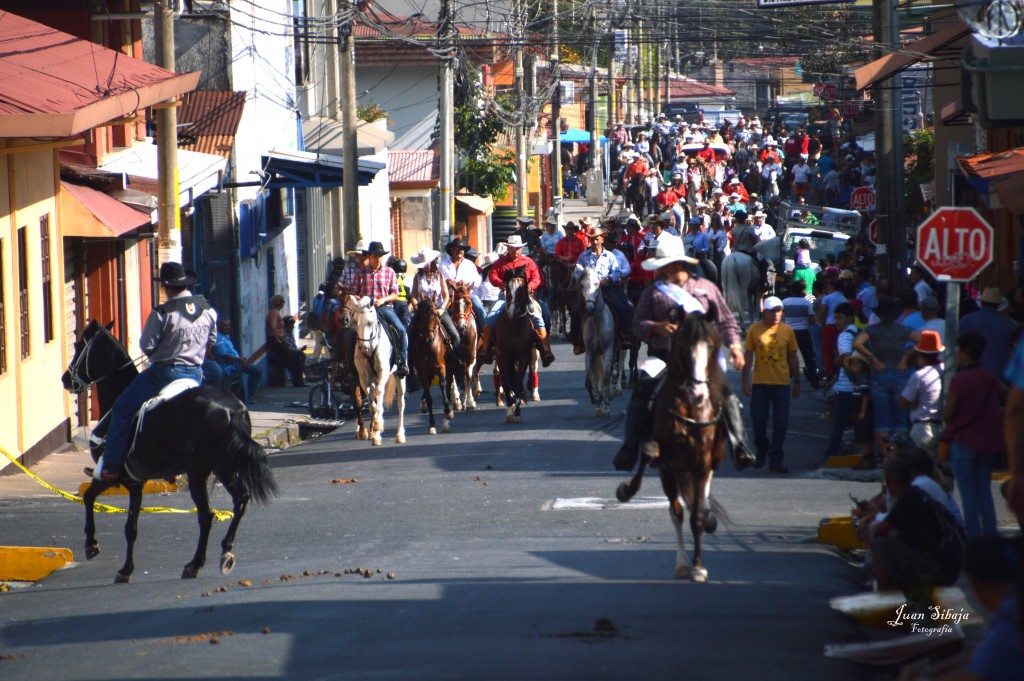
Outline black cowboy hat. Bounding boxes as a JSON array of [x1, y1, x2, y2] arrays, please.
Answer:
[[156, 262, 197, 287], [364, 241, 389, 256], [445, 238, 469, 256]]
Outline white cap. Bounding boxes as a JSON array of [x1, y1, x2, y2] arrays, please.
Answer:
[[763, 296, 783, 311]]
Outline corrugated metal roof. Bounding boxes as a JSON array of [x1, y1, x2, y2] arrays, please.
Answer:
[[389, 150, 438, 186], [666, 77, 735, 99], [354, 14, 491, 40], [178, 90, 247, 158], [60, 181, 150, 238], [853, 22, 969, 91], [958, 148, 1024, 180], [0, 11, 199, 137]]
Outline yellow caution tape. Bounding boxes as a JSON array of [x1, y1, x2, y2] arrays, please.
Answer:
[[1, 446, 232, 522]]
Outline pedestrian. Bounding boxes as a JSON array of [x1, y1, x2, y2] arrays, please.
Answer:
[[959, 287, 1019, 379], [942, 331, 1007, 540], [742, 296, 801, 473], [817, 274, 848, 379], [211, 318, 262, 404], [899, 330, 946, 480], [266, 294, 306, 388], [918, 296, 945, 345], [853, 295, 918, 457], [781, 280, 820, 389], [1003, 337, 1024, 528], [837, 350, 875, 467]]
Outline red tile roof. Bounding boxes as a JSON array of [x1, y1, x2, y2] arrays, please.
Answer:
[[389, 150, 438, 187], [178, 90, 247, 158], [731, 56, 801, 68], [0, 11, 199, 137], [666, 77, 734, 99], [354, 13, 491, 40]]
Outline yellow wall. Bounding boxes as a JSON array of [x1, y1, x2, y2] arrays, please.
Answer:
[[0, 144, 69, 470]]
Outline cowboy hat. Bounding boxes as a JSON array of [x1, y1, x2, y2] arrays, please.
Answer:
[[445, 237, 469, 256], [364, 241, 389, 256], [752, 210, 766, 218], [409, 247, 441, 268], [465, 247, 479, 261], [156, 262, 197, 287], [579, 216, 596, 228], [346, 239, 368, 256], [515, 215, 535, 225], [837, 269, 855, 281], [479, 251, 501, 268], [543, 208, 559, 225], [504, 235, 526, 249], [641, 240, 698, 271], [842, 351, 871, 370], [914, 330, 944, 354], [584, 226, 606, 239], [620, 212, 639, 224], [979, 287, 1005, 306]]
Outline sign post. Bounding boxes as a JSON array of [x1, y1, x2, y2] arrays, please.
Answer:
[[915, 207, 995, 376]]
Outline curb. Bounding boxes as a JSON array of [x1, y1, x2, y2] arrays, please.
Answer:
[[0, 546, 74, 582], [254, 422, 301, 450]]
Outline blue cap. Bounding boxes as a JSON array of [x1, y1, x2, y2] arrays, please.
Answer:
[[688, 217, 702, 225]]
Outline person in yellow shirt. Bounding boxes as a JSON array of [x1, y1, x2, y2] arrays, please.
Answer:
[[742, 296, 801, 474]]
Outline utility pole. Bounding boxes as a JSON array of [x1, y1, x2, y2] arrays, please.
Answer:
[[624, 23, 633, 123], [514, 0, 529, 216], [551, 0, 561, 222], [587, 9, 603, 207], [438, 0, 455, 246], [340, 0, 360, 250], [608, 33, 617, 128], [873, 0, 903, 290], [154, 1, 180, 281]]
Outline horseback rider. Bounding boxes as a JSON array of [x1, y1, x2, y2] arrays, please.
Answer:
[[348, 241, 409, 378], [570, 222, 634, 355], [731, 212, 771, 292], [388, 256, 411, 327], [95, 262, 217, 481], [477, 235, 556, 367], [613, 241, 757, 473], [440, 238, 484, 336], [409, 247, 461, 352]]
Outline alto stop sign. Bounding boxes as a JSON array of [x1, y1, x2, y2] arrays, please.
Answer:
[[916, 207, 994, 281], [868, 219, 878, 244], [850, 187, 875, 212]]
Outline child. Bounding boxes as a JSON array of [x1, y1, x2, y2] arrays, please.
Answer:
[[843, 350, 876, 468], [794, 239, 812, 271]]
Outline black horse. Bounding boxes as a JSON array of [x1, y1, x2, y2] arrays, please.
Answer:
[[61, 320, 277, 583], [625, 173, 651, 219]]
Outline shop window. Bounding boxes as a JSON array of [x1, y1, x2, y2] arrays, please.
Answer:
[[41, 215, 54, 343]]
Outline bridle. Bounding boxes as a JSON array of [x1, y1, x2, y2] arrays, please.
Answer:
[[66, 329, 144, 394], [354, 305, 381, 356], [450, 286, 474, 322], [505, 276, 529, 319], [580, 269, 605, 318]]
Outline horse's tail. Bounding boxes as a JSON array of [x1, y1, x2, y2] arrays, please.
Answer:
[[383, 374, 398, 409], [217, 414, 278, 505]]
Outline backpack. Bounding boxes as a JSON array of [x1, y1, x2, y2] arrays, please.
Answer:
[[307, 293, 325, 329]]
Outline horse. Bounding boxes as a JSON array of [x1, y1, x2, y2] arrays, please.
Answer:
[[60, 320, 277, 584], [578, 267, 617, 417], [625, 173, 650, 219], [493, 267, 535, 423], [720, 237, 783, 329], [543, 257, 575, 339], [408, 299, 457, 434], [615, 312, 728, 582], [449, 282, 478, 412], [351, 297, 406, 446], [332, 293, 366, 430]]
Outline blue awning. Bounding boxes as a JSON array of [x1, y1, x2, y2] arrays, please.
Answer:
[[261, 149, 385, 189], [559, 127, 607, 144]]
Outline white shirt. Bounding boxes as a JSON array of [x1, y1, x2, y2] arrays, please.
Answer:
[[439, 256, 481, 289], [475, 277, 501, 303], [753, 220, 776, 241], [792, 163, 811, 183], [540, 230, 563, 254]]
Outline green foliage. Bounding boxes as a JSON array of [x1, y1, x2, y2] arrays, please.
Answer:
[[463, 148, 518, 202], [357, 103, 388, 123], [904, 129, 936, 220]]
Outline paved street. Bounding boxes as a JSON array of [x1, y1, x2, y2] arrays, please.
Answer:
[[0, 339, 886, 680]]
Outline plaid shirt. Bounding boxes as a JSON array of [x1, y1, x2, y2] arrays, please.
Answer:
[[351, 264, 397, 306], [633, 276, 741, 353]]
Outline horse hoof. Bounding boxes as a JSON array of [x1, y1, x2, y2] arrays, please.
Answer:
[[396, 434, 406, 444], [512, 416, 522, 424], [220, 552, 235, 575], [356, 428, 369, 440], [466, 404, 476, 412], [691, 568, 708, 583], [182, 564, 200, 579], [530, 391, 540, 402], [674, 565, 691, 580], [441, 423, 451, 434], [419, 400, 428, 414], [614, 388, 623, 397], [428, 427, 437, 435], [454, 400, 462, 411], [704, 514, 718, 534], [615, 482, 635, 503], [114, 572, 131, 584], [372, 435, 383, 446], [505, 414, 514, 424], [86, 544, 100, 560]]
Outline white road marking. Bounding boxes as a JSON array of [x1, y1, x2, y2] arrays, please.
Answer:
[[548, 497, 670, 510]]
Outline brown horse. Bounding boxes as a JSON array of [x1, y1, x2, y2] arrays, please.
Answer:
[[408, 299, 456, 434], [494, 267, 535, 423], [616, 312, 728, 582], [330, 294, 368, 439], [544, 256, 575, 338], [449, 282, 479, 412]]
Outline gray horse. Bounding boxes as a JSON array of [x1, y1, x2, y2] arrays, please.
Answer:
[[720, 237, 783, 329], [578, 267, 617, 417]]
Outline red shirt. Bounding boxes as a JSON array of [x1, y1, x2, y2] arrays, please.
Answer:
[[696, 147, 715, 163], [554, 232, 587, 266], [489, 253, 543, 292], [656, 187, 679, 209], [351, 264, 398, 306], [623, 158, 649, 184]]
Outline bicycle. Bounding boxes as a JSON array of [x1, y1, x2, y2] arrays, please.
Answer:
[[307, 359, 344, 420]]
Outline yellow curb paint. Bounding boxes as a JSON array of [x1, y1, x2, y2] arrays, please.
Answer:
[[77, 480, 178, 497], [830, 591, 913, 628], [818, 516, 867, 551], [993, 471, 1010, 483], [0, 546, 73, 582], [822, 454, 864, 469]]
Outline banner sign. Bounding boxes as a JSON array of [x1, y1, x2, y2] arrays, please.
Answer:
[[758, 0, 855, 7]]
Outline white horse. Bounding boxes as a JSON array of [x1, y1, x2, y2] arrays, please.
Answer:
[[720, 237, 783, 330], [578, 267, 617, 417], [352, 297, 406, 446]]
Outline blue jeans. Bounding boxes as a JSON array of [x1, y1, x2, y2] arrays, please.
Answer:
[[376, 305, 408, 362], [224, 363, 262, 403], [810, 324, 823, 372], [470, 294, 485, 334], [824, 391, 857, 458], [750, 384, 790, 465], [485, 299, 545, 329], [201, 358, 223, 388], [949, 442, 997, 540], [870, 368, 910, 433], [104, 363, 204, 467]]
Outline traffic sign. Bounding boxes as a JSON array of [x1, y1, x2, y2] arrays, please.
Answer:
[[813, 83, 838, 99], [868, 219, 878, 245], [850, 187, 875, 212], [915, 207, 994, 281], [841, 101, 859, 118]]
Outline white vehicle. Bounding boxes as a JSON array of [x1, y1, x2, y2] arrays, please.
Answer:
[[781, 226, 850, 276]]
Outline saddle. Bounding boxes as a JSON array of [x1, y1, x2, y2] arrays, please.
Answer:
[[380, 321, 402, 369]]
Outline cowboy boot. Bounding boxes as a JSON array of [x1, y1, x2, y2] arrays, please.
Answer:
[[476, 326, 494, 365], [723, 393, 757, 470], [536, 327, 555, 367], [613, 377, 657, 471]]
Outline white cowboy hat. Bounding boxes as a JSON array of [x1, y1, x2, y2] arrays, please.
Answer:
[[753, 210, 767, 218], [505, 235, 526, 249], [346, 239, 368, 256], [409, 247, 441, 268], [579, 216, 596, 228], [480, 251, 501, 268], [642, 240, 699, 271]]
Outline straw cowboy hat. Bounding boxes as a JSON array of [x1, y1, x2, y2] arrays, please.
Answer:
[[156, 262, 197, 287], [583, 225, 606, 239], [843, 351, 871, 370], [579, 216, 597, 229], [409, 247, 441, 268], [979, 287, 1006, 307], [346, 239, 368, 256], [479, 251, 501, 268], [515, 215, 535, 225], [504, 235, 526, 249], [914, 330, 944, 354], [641, 240, 698, 271]]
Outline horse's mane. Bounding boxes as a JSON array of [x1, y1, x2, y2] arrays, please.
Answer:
[[669, 312, 725, 406]]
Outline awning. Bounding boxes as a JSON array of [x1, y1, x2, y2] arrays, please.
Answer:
[[261, 149, 385, 189], [853, 23, 970, 91], [957, 148, 1024, 213], [302, 116, 395, 156], [559, 128, 606, 144], [98, 144, 227, 207], [59, 181, 151, 238], [455, 194, 494, 216]]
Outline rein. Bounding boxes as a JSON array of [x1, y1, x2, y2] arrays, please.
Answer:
[[67, 331, 145, 394], [656, 397, 722, 429]]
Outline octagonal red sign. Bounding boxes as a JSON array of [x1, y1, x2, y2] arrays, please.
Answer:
[[915, 207, 994, 282]]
